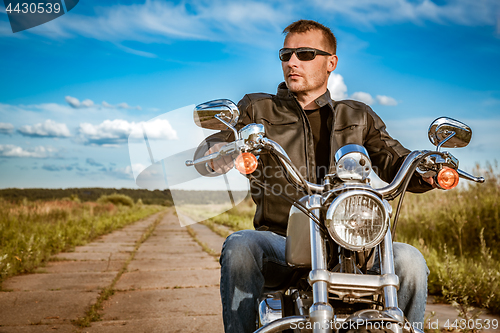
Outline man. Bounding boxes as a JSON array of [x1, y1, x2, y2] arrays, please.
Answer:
[[197, 20, 432, 333]]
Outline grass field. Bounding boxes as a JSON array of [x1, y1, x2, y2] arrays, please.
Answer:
[[397, 164, 500, 315], [207, 165, 500, 315], [0, 196, 164, 286]]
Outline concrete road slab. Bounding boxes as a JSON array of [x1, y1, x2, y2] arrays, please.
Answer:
[[94, 236, 139, 243], [143, 240, 195, 248], [425, 302, 500, 332], [136, 244, 199, 253], [85, 315, 223, 333], [0, 291, 98, 326], [2, 272, 116, 292], [35, 260, 125, 274], [152, 226, 187, 232], [189, 223, 226, 255], [145, 236, 194, 243], [128, 257, 219, 271], [73, 244, 135, 253], [115, 269, 220, 290], [0, 324, 77, 333], [100, 287, 222, 321], [150, 233, 189, 239], [52, 252, 130, 261], [134, 251, 203, 260]]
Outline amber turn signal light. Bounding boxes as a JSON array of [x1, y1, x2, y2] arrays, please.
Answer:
[[235, 153, 258, 174], [437, 167, 459, 190]]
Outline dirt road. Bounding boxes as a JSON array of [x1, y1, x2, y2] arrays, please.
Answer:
[[0, 210, 498, 332]]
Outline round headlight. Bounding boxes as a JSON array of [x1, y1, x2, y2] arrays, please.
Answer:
[[325, 191, 388, 251]]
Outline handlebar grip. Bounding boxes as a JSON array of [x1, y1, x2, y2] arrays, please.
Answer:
[[185, 152, 220, 166], [457, 169, 485, 183]]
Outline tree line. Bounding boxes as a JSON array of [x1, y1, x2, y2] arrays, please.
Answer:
[[0, 188, 249, 206], [0, 188, 173, 206]]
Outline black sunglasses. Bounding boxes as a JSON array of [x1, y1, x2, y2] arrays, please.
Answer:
[[279, 47, 332, 62]]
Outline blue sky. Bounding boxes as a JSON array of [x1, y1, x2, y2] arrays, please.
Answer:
[[0, 0, 499, 189]]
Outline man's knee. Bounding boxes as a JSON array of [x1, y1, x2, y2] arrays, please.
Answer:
[[220, 230, 262, 270], [393, 243, 429, 282]]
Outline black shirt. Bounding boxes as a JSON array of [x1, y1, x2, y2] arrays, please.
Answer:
[[305, 107, 331, 183]]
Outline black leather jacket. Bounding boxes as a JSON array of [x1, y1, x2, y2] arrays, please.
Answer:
[[195, 83, 432, 235]]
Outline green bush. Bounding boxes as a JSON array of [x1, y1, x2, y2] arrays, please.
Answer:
[[97, 193, 134, 207]]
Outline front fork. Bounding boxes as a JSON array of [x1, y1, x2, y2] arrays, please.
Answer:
[[307, 195, 404, 333], [308, 195, 334, 332], [380, 230, 404, 332]]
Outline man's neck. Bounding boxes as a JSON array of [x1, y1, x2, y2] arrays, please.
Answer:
[[295, 89, 327, 110]]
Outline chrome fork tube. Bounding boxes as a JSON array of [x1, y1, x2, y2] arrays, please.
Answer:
[[379, 229, 404, 332], [308, 195, 333, 333]]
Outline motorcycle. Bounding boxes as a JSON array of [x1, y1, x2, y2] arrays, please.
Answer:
[[185, 99, 485, 333]]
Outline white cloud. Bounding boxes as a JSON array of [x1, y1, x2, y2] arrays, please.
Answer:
[[313, 0, 500, 28], [0, 145, 57, 158], [86, 158, 104, 167], [32, 1, 289, 50], [18, 119, 71, 138], [350, 92, 374, 105], [113, 166, 135, 179], [377, 95, 398, 106], [67, 96, 142, 110], [79, 118, 178, 146], [327, 74, 397, 106], [65, 96, 96, 109], [42, 163, 78, 172], [65, 96, 82, 108], [117, 102, 141, 110], [0, 123, 14, 134], [126, 163, 149, 177], [327, 73, 348, 100], [81, 99, 95, 108], [115, 44, 158, 58], [95, 165, 136, 179], [22, 103, 75, 114], [102, 101, 115, 108]]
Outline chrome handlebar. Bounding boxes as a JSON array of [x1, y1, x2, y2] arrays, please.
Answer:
[[185, 151, 220, 166], [378, 151, 428, 198], [186, 133, 484, 196], [457, 168, 485, 183], [260, 138, 325, 194]]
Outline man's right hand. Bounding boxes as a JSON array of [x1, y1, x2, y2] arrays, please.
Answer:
[[206, 142, 234, 174]]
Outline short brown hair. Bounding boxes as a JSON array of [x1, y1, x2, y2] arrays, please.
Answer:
[[283, 20, 337, 54]]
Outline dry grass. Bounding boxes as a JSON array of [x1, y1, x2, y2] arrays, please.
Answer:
[[0, 197, 164, 285]]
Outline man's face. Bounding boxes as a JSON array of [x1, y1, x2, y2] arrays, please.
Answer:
[[281, 29, 337, 97]]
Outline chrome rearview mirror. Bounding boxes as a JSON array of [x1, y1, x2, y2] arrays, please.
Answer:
[[193, 99, 240, 131], [428, 117, 472, 150]]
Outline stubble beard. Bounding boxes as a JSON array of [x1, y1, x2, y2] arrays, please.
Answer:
[[286, 77, 310, 94]]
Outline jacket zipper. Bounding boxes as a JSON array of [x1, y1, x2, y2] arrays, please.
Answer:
[[292, 97, 315, 183]]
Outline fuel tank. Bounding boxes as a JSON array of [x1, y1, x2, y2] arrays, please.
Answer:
[[285, 198, 312, 267]]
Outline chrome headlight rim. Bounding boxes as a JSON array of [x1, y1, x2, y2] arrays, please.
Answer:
[[325, 190, 388, 251], [334, 144, 372, 182]]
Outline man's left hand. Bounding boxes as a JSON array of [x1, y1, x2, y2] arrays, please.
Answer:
[[423, 176, 438, 188]]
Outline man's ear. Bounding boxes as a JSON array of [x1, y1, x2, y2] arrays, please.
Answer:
[[327, 55, 338, 73]]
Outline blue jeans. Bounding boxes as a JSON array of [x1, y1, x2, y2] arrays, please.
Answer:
[[219, 230, 429, 333]]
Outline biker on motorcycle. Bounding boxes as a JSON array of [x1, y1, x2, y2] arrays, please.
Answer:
[[194, 20, 435, 333]]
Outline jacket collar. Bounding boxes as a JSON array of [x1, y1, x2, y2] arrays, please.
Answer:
[[276, 82, 335, 110]]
